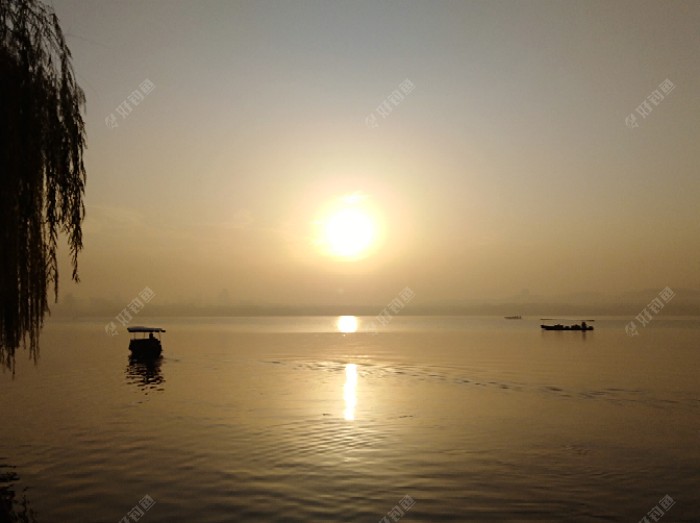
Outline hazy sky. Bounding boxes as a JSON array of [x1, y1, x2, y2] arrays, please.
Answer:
[[50, 0, 700, 308]]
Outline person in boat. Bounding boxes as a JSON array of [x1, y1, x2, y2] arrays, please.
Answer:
[[149, 332, 155, 340], [581, 321, 588, 330]]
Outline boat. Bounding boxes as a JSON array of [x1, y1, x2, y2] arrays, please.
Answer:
[[504, 315, 522, 319], [127, 326, 166, 359], [540, 323, 593, 331]]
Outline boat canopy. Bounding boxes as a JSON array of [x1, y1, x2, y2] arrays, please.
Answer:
[[127, 326, 166, 333]]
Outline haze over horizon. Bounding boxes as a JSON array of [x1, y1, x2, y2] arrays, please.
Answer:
[[4, 3, 700, 521], [51, 0, 700, 310]]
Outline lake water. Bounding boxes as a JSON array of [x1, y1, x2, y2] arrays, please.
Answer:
[[1, 316, 698, 522]]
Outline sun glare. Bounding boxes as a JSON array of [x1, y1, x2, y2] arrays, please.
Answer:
[[315, 193, 382, 261], [337, 315, 358, 333], [325, 209, 373, 256]]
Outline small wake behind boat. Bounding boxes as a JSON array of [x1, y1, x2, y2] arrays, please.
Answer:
[[127, 326, 166, 358]]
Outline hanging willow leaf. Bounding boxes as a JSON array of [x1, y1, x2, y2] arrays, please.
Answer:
[[0, 0, 86, 370]]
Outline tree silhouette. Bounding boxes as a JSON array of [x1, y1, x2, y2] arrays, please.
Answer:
[[0, 0, 86, 369], [0, 464, 38, 522]]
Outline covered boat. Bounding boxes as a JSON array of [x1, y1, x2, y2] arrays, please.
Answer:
[[127, 326, 166, 358], [540, 323, 593, 331]]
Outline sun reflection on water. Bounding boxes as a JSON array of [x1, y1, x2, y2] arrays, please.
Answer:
[[337, 315, 358, 333], [343, 363, 358, 421]]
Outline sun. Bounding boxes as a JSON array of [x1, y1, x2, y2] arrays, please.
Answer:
[[325, 208, 374, 257], [315, 194, 382, 261]]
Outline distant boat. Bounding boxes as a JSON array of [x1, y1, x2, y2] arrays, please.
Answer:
[[541, 323, 593, 331], [504, 315, 522, 320], [127, 326, 166, 359]]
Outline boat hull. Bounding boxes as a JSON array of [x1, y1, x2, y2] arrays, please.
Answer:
[[129, 338, 162, 358], [541, 324, 594, 331]]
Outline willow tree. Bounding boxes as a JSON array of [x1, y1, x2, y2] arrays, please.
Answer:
[[0, 0, 86, 368]]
